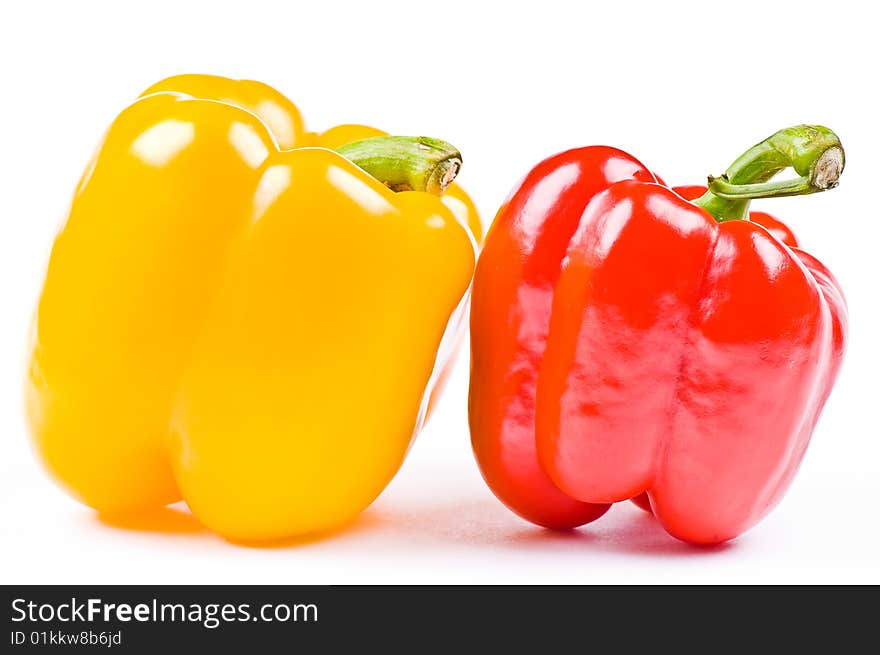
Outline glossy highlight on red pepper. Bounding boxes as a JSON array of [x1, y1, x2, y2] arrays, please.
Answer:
[[469, 126, 847, 544]]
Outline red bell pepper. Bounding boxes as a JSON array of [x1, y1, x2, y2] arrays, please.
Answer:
[[632, 183, 798, 517], [469, 126, 847, 544]]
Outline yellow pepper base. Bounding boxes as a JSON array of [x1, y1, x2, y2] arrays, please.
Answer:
[[26, 75, 477, 541]]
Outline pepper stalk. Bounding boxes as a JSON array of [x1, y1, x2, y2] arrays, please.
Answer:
[[693, 125, 845, 222], [336, 136, 462, 195]]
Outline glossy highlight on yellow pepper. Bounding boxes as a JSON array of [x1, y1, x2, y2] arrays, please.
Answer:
[[25, 75, 478, 541]]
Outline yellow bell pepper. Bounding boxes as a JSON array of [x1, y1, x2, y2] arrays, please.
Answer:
[[25, 75, 477, 541]]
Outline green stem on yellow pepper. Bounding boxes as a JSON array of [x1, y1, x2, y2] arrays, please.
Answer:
[[693, 125, 845, 222], [336, 136, 462, 195]]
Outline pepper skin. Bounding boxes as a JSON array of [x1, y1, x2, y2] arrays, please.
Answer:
[[26, 76, 476, 541], [470, 126, 846, 544]]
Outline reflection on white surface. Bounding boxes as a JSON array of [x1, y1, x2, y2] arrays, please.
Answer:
[[229, 122, 270, 169], [327, 164, 395, 216], [130, 120, 195, 167]]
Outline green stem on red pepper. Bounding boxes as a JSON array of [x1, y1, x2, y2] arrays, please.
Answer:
[[693, 125, 845, 222], [336, 136, 462, 195]]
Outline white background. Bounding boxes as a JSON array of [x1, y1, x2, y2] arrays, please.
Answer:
[[1, 0, 877, 584]]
